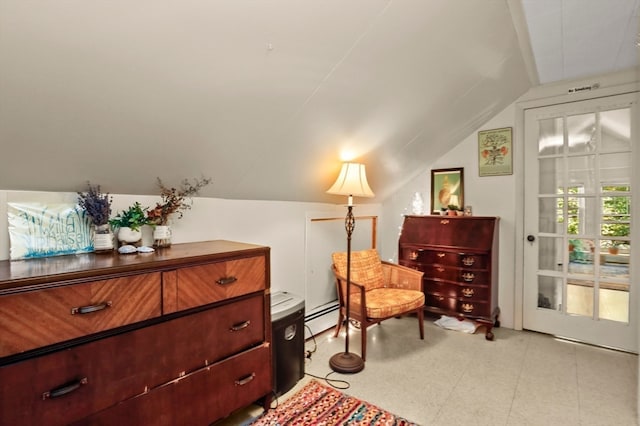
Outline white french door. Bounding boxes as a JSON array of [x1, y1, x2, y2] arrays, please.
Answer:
[[523, 93, 637, 352]]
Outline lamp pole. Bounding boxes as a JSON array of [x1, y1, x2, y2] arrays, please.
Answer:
[[328, 198, 365, 373]]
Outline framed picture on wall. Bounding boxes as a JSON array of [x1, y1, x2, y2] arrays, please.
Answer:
[[478, 127, 513, 176], [430, 167, 464, 213]]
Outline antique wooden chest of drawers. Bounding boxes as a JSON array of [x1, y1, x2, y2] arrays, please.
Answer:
[[0, 240, 271, 426], [398, 215, 500, 339]]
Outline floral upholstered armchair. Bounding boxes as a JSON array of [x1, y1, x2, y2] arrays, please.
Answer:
[[331, 249, 425, 360]]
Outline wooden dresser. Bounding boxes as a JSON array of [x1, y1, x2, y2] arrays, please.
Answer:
[[398, 215, 500, 340], [0, 240, 272, 426]]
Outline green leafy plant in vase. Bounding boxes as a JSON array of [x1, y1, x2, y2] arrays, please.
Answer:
[[109, 202, 150, 245], [447, 204, 460, 216]]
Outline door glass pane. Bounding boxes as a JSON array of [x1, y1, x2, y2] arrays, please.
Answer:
[[601, 108, 631, 151], [567, 279, 594, 317], [539, 197, 562, 233], [537, 275, 562, 311], [566, 196, 598, 235], [599, 285, 629, 323], [568, 238, 595, 275], [601, 196, 630, 238], [600, 152, 632, 184], [600, 240, 630, 280], [567, 113, 596, 153], [568, 155, 596, 193], [538, 117, 564, 155], [539, 157, 563, 194], [539, 236, 564, 271]]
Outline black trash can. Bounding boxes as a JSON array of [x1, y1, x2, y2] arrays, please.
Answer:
[[271, 291, 305, 396]]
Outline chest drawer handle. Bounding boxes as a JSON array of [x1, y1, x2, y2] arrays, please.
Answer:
[[216, 276, 238, 285], [437, 253, 445, 258], [462, 257, 475, 266], [71, 301, 112, 315], [42, 377, 88, 400], [462, 288, 474, 297], [230, 320, 251, 332], [436, 267, 445, 273], [462, 273, 475, 282], [235, 373, 256, 386], [461, 303, 474, 313]]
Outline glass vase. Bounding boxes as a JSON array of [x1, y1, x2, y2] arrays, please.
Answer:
[[411, 192, 424, 215], [153, 225, 172, 248], [93, 223, 114, 252]]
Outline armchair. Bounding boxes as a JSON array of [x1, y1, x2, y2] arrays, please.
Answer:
[[331, 249, 425, 360]]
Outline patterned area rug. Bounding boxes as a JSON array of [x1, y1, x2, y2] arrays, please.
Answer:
[[249, 379, 418, 425]]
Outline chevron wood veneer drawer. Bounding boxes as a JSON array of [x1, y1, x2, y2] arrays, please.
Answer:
[[169, 255, 266, 312], [0, 293, 265, 426], [72, 345, 272, 426], [0, 273, 161, 357], [0, 240, 272, 425]]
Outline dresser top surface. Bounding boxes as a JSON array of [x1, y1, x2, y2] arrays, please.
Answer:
[[0, 240, 269, 292]]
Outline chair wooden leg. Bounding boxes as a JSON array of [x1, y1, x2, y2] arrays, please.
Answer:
[[361, 326, 367, 361], [418, 308, 425, 340], [333, 310, 344, 337]]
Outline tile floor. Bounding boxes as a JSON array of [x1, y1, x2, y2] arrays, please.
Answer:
[[215, 317, 638, 425]]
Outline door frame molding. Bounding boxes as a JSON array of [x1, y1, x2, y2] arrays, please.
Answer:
[[513, 75, 639, 331]]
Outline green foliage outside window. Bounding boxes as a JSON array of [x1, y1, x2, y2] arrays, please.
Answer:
[[557, 185, 630, 249]]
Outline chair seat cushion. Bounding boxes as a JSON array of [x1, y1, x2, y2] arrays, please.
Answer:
[[353, 288, 425, 319]]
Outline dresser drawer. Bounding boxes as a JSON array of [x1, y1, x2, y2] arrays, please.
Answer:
[[170, 256, 266, 311], [458, 285, 490, 301], [172, 294, 266, 369], [402, 247, 488, 269], [458, 270, 490, 285], [457, 300, 490, 317], [0, 273, 162, 358], [0, 294, 265, 426], [402, 248, 457, 265], [425, 294, 457, 312], [72, 345, 272, 426], [429, 264, 458, 282]]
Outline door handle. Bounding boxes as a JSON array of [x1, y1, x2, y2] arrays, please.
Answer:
[[527, 235, 535, 242]]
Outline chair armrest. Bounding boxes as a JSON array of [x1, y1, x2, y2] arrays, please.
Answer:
[[332, 264, 368, 317], [381, 261, 424, 292]]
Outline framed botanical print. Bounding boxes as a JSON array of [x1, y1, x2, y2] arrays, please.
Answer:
[[478, 127, 513, 176], [430, 167, 464, 213]]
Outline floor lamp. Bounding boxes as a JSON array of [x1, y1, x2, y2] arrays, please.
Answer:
[[326, 162, 374, 374]]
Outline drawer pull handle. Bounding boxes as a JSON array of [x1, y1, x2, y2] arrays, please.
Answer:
[[462, 257, 475, 266], [42, 377, 88, 400], [410, 251, 418, 260], [440, 219, 450, 225], [230, 320, 251, 332], [216, 276, 238, 285], [436, 267, 445, 272], [461, 303, 474, 313], [462, 288, 474, 297], [235, 373, 256, 386], [71, 301, 112, 315], [437, 253, 445, 258], [462, 273, 475, 282]]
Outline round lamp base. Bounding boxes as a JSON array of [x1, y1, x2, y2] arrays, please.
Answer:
[[329, 352, 365, 374]]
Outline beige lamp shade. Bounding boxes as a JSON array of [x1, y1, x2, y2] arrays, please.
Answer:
[[326, 162, 375, 203]]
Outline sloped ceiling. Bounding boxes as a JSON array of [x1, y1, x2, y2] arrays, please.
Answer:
[[521, 0, 639, 84], [0, 1, 545, 203]]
